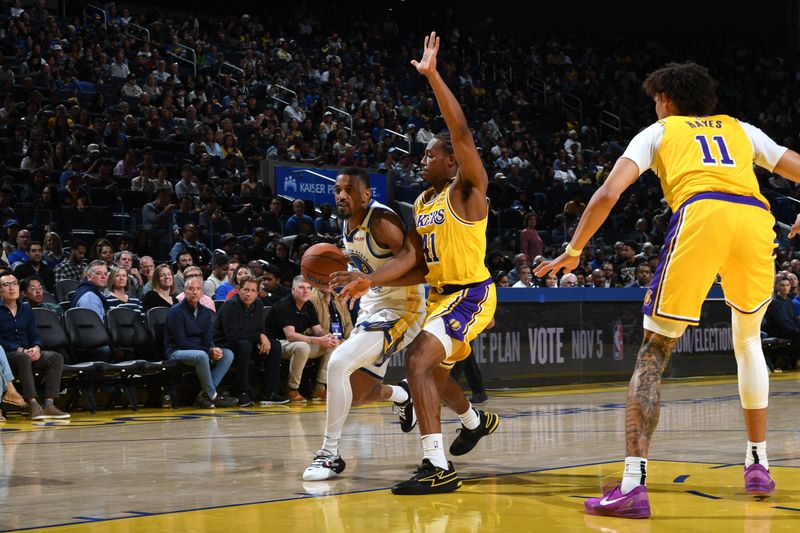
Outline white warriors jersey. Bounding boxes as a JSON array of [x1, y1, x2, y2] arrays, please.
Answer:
[[343, 200, 425, 321]]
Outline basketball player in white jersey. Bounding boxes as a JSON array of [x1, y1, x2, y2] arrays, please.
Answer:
[[303, 167, 428, 481]]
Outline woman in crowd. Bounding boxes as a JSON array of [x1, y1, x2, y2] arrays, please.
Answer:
[[105, 266, 144, 318], [42, 232, 65, 268], [216, 264, 252, 301], [520, 212, 544, 261], [142, 263, 179, 310]]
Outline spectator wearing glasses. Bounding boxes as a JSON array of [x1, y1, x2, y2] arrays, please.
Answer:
[[176, 266, 216, 313], [0, 271, 69, 420], [511, 265, 534, 288], [21, 277, 63, 317], [559, 273, 578, 287]]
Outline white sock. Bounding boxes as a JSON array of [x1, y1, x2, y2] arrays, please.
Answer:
[[621, 456, 647, 494], [458, 404, 480, 430], [746, 441, 768, 469], [421, 433, 448, 470], [321, 434, 340, 455], [388, 385, 409, 404]]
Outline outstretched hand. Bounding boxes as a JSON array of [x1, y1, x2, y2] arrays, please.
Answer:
[[533, 253, 580, 279], [330, 270, 372, 309], [411, 31, 440, 77], [789, 214, 800, 238]]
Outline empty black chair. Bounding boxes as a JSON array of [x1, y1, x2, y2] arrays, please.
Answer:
[[64, 307, 113, 362], [761, 337, 792, 372], [32, 308, 70, 357], [90, 359, 144, 410], [107, 307, 154, 361], [146, 306, 171, 360], [55, 279, 79, 302], [41, 291, 58, 305], [65, 308, 150, 409], [33, 308, 97, 411]]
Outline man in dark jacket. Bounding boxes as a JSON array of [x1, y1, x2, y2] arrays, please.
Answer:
[[213, 276, 287, 406], [165, 276, 237, 408], [764, 277, 800, 369], [14, 241, 55, 294]]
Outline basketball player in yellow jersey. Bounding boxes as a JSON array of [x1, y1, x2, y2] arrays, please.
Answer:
[[335, 32, 498, 495], [536, 62, 800, 519]]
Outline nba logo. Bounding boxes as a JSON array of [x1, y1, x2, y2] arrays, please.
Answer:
[[612, 319, 624, 361]]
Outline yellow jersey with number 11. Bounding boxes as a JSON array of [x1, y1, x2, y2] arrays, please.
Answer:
[[653, 114, 770, 211], [413, 182, 491, 289]]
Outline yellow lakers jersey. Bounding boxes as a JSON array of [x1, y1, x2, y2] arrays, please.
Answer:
[[413, 182, 491, 288], [652, 115, 769, 211]]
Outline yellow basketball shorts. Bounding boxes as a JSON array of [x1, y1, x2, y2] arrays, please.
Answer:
[[643, 192, 776, 325], [423, 277, 497, 366]]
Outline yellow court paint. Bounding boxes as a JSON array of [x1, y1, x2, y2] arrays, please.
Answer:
[[15, 460, 799, 532]]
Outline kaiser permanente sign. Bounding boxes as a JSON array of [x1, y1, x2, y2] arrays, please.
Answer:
[[269, 162, 389, 204]]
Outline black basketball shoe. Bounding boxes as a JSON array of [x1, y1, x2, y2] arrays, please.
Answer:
[[391, 459, 461, 495], [449, 409, 499, 456], [393, 379, 416, 433]]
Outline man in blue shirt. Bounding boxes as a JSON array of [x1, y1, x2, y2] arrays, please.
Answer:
[[0, 271, 68, 420], [165, 276, 237, 408], [7, 229, 31, 265], [283, 199, 314, 236], [71, 260, 109, 321]]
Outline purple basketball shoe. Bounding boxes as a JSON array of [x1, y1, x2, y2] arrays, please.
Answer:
[[744, 464, 775, 495], [584, 485, 651, 519]]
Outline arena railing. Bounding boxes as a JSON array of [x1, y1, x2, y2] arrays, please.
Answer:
[[123, 22, 150, 44], [600, 110, 622, 135], [562, 93, 583, 127], [168, 43, 197, 80], [327, 106, 354, 142], [83, 3, 106, 28], [382, 128, 411, 155]]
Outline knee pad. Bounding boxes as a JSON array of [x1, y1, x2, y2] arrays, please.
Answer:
[[732, 307, 769, 409]]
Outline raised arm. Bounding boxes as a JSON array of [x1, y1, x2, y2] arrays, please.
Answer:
[[412, 32, 487, 194]]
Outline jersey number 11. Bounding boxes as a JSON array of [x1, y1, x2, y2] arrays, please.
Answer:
[[694, 134, 736, 167], [422, 232, 440, 263]]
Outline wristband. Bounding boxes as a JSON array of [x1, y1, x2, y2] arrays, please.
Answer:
[[565, 243, 582, 257]]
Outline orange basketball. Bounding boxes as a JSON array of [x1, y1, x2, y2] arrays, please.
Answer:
[[301, 243, 350, 289]]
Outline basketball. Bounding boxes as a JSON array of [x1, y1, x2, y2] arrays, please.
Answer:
[[301, 243, 350, 289]]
